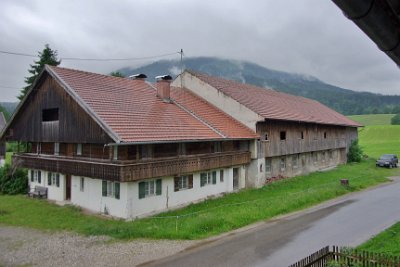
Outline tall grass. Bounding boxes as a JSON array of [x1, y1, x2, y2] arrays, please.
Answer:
[[358, 222, 400, 256], [0, 159, 397, 240]]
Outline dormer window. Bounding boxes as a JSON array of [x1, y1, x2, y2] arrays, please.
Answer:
[[42, 108, 59, 122]]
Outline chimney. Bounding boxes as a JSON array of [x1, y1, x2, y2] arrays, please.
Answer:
[[129, 73, 147, 81], [155, 75, 172, 103]]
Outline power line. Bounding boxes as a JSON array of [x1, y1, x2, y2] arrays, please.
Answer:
[[0, 85, 20, 90], [0, 50, 36, 58], [62, 51, 180, 61], [0, 49, 181, 61]]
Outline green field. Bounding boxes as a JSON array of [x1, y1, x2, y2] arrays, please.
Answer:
[[358, 125, 400, 159], [348, 114, 394, 126]]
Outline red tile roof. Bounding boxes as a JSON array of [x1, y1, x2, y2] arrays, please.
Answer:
[[171, 87, 258, 139], [189, 71, 362, 127], [47, 66, 256, 143]]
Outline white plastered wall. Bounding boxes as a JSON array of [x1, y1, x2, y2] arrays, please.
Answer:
[[71, 176, 128, 218], [172, 72, 264, 132], [28, 170, 65, 202]]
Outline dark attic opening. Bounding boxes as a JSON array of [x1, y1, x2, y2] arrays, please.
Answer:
[[42, 108, 59, 122]]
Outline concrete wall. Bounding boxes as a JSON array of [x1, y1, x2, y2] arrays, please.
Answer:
[[258, 148, 346, 184]]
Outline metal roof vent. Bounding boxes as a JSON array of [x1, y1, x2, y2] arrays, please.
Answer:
[[129, 73, 147, 80], [155, 75, 172, 81]]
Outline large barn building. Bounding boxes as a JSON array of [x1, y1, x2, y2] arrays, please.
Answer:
[[0, 66, 361, 218]]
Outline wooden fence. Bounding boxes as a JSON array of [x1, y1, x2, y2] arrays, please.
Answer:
[[288, 246, 400, 267]]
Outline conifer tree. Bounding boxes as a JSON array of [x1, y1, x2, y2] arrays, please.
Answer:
[[18, 44, 61, 100]]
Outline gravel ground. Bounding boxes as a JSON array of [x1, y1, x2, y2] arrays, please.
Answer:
[[0, 226, 199, 267]]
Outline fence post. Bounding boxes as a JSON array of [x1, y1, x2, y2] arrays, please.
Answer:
[[175, 215, 179, 232]]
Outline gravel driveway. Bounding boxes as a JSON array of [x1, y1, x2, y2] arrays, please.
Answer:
[[0, 225, 198, 267]]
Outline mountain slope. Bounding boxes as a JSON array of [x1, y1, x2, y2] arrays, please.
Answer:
[[119, 57, 400, 115]]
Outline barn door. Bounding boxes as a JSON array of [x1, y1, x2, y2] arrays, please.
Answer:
[[233, 168, 239, 190], [66, 174, 71, 200]]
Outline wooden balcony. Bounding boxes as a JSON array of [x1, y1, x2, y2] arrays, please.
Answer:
[[13, 151, 251, 182], [263, 138, 347, 157]]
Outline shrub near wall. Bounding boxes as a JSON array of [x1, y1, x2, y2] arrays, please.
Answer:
[[347, 140, 363, 163], [0, 164, 28, 194]]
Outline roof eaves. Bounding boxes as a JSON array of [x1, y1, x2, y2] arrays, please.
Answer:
[[105, 137, 256, 146], [45, 65, 121, 143]]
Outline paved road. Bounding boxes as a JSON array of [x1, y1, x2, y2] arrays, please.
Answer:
[[142, 177, 400, 267]]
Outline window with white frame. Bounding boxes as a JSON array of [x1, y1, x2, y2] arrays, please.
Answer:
[[113, 146, 118, 160], [76, 144, 82, 156], [280, 158, 286, 171], [30, 170, 41, 183], [138, 179, 161, 199], [265, 158, 272, 173], [54, 143, 60, 156], [312, 152, 318, 163], [200, 171, 216, 187], [80, 177, 84, 192], [47, 172, 60, 187], [220, 170, 224, 182], [292, 155, 298, 168], [102, 181, 120, 199], [174, 175, 193, 192]]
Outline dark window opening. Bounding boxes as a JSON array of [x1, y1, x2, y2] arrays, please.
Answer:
[[264, 133, 269, 141], [280, 131, 286, 141], [324, 132, 327, 139], [300, 131, 304, 139], [42, 108, 59, 122]]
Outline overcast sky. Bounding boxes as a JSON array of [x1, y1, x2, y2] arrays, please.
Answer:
[[1, 0, 399, 102]]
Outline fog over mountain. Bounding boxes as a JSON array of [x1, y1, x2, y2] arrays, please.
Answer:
[[119, 57, 400, 115]]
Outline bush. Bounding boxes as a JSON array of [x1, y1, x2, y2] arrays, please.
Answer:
[[347, 140, 363, 163], [391, 113, 400, 125], [0, 164, 28, 194]]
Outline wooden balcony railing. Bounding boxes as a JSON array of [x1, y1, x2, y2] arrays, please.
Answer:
[[13, 151, 251, 182], [262, 138, 347, 157]]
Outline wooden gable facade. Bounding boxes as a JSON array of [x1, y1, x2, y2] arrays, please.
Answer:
[[3, 72, 113, 144]]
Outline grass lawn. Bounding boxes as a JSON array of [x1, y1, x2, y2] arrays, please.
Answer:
[[358, 125, 400, 159], [358, 222, 400, 256], [0, 159, 398, 240], [348, 114, 394, 126], [5, 152, 12, 165]]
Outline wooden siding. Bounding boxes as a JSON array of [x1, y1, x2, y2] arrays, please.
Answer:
[[257, 120, 356, 157], [13, 151, 251, 182], [263, 138, 346, 157], [3, 73, 113, 144]]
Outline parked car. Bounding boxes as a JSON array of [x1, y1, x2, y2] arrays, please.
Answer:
[[376, 154, 398, 168]]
